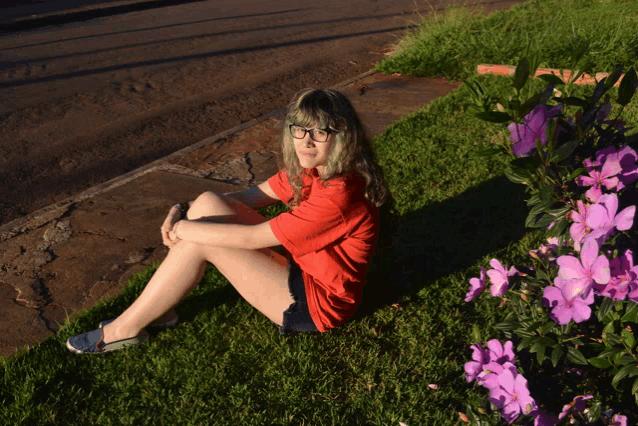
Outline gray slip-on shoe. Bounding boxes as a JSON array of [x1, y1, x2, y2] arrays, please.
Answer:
[[66, 327, 149, 354], [99, 314, 179, 330]]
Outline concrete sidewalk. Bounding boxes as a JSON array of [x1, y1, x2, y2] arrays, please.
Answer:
[[0, 71, 461, 358]]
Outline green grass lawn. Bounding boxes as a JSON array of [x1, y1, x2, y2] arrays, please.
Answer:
[[3, 0, 638, 424], [376, 0, 638, 80]]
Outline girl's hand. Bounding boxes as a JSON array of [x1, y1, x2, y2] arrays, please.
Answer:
[[161, 207, 183, 248]]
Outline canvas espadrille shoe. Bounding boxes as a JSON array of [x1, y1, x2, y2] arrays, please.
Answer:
[[98, 313, 179, 330], [66, 327, 149, 354]]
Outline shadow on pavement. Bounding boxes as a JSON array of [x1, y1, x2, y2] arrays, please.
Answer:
[[1, 0, 207, 33], [0, 24, 417, 88]]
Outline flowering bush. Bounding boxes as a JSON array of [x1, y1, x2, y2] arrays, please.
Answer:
[[461, 49, 638, 425]]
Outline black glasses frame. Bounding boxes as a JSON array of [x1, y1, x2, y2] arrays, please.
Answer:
[[288, 124, 334, 142]]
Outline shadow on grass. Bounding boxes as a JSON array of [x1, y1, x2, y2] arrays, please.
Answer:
[[354, 174, 529, 320]]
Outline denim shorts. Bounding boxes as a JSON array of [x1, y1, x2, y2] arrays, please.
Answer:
[[278, 259, 319, 335]]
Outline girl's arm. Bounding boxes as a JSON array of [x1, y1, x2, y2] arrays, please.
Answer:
[[224, 180, 281, 209], [173, 220, 279, 250]]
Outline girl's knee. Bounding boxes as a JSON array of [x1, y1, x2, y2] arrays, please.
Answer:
[[187, 191, 229, 220]]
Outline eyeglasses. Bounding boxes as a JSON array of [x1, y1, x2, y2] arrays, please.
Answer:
[[289, 124, 335, 142]]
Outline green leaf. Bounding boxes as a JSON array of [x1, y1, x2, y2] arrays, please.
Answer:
[[566, 347, 588, 365], [505, 165, 532, 185], [586, 402, 601, 423], [588, 356, 611, 368], [551, 140, 579, 163], [547, 216, 568, 238], [511, 156, 542, 170], [527, 200, 552, 217], [514, 328, 537, 338], [622, 329, 636, 350], [633, 377, 638, 395], [520, 92, 543, 115], [528, 213, 555, 229], [551, 345, 563, 367], [536, 270, 550, 282], [465, 104, 484, 116], [598, 297, 615, 322], [621, 303, 638, 323], [494, 321, 519, 331], [539, 185, 554, 202], [604, 66, 624, 91], [536, 344, 546, 365], [618, 67, 638, 106], [475, 111, 512, 123], [612, 363, 635, 388], [598, 347, 624, 358], [546, 205, 571, 216], [589, 78, 607, 106], [561, 96, 588, 108], [536, 336, 556, 347], [518, 337, 534, 351], [513, 58, 530, 91], [618, 354, 635, 365], [605, 333, 624, 345], [537, 74, 564, 85], [567, 167, 585, 181], [541, 321, 555, 334]]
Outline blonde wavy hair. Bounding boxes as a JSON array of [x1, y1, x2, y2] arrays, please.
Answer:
[[281, 88, 389, 209]]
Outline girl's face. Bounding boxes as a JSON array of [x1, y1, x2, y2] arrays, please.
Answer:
[[291, 123, 335, 173]]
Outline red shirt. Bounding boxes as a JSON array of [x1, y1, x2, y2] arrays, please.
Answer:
[[268, 169, 379, 332]]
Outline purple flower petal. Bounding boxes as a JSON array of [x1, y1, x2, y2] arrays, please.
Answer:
[[497, 368, 516, 394], [586, 204, 611, 231], [580, 237, 600, 270], [489, 387, 512, 409], [557, 255, 586, 280], [543, 286, 563, 307], [615, 205, 635, 231], [591, 254, 610, 285], [570, 299, 592, 323], [563, 278, 590, 300]]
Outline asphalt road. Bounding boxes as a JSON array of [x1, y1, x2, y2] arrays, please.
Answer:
[[0, 0, 522, 226]]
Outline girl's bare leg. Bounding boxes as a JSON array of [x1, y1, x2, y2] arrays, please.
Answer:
[[102, 192, 293, 342]]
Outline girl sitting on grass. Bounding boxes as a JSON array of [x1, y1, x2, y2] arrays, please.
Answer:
[[66, 88, 389, 353]]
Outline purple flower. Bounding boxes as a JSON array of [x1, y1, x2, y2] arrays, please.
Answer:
[[558, 394, 593, 421], [611, 414, 628, 426], [487, 339, 515, 364], [616, 146, 638, 190], [600, 250, 638, 300], [570, 200, 592, 250], [586, 193, 635, 245], [487, 259, 518, 297], [488, 369, 537, 423], [529, 239, 558, 261], [556, 237, 610, 299], [597, 102, 612, 122], [464, 343, 489, 383], [508, 105, 562, 157], [576, 156, 622, 202], [477, 361, 517, 390], [465, 267, 487, 302], [531, 410, 559, 426], [543, 276, 595, 324]]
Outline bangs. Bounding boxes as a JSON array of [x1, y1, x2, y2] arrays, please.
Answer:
[[291, 91, 343, 131]]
